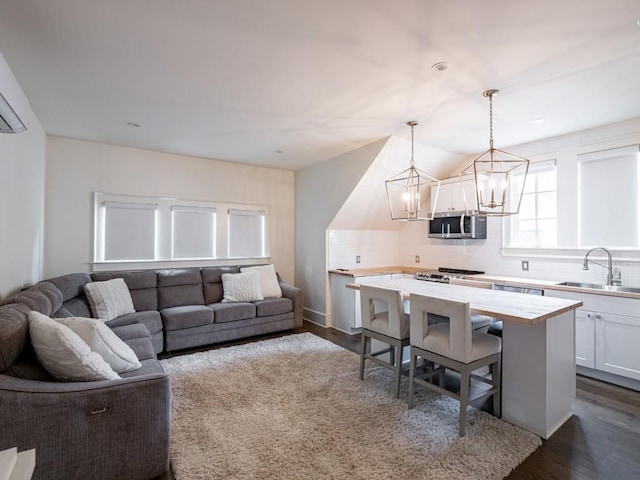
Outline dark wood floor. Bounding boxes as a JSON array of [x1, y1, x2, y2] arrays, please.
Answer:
[[161, 321, 640, 480]]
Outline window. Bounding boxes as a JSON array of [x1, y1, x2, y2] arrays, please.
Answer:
[[578, 145, 640, 247], [94, 193, 269, 264], [171, 206, 216, 259], [101, 201, 157, 261], [228, 209, 266, 258], [504, 160, 557, 248]]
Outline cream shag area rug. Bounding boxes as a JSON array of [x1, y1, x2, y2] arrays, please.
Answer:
[[160, 333, 541, 480]]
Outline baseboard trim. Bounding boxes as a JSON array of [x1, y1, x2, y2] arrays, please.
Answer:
[[303, 308, 327, 327], [577, 366, 640, 392]]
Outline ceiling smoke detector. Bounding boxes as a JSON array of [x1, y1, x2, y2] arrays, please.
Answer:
[[431, 62, 449, 72]]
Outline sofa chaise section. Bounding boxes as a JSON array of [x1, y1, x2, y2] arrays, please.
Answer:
[[0, 284, 171, 480]]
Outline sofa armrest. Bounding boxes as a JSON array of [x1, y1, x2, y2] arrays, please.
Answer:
[[0, 373, 171, 480], [278, 279, 303, 328]]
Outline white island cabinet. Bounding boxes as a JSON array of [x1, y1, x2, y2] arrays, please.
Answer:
[[348, 276, 582, 439]]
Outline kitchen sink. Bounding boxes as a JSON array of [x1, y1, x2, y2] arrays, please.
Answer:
[[557, 281, 640, 294]]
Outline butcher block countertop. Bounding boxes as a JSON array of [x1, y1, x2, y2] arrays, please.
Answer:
[[328, 266, 432, 277], [347, 276, 582, 325], [330, 266, 640, 300]]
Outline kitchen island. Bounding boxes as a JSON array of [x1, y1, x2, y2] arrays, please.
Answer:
[[347, 276, 583, 439]]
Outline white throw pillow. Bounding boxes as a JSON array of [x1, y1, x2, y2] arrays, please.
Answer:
[[28, 311, 120, 382], [240, 264, 282, 298], [84, 278, 135, 322], [57, 316, 141, 373], [221, 271, 264, 303]]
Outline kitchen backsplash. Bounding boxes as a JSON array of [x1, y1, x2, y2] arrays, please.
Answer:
[[329, 220, 640, 287]]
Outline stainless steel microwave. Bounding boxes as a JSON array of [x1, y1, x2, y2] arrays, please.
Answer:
[[428, 213, 487, 239]]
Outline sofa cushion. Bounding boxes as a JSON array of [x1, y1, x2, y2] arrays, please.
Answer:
[[85, 278, 136, 321], [0, 303, 31, 372], [210, 302, 256, 323], [92, 270, 158, 311], [109, 323, 156, 361], [28, 311, 119, 381], [157, 268, 204, 309], [33, 282, 64, 313], [107, 310, 163, 335], [3, 347, 53, 380], [202, 266, 240, 304], [240, 264, 282, 298], [47, 273, 93, 318], [53, 297, 93, 318], [160, 305, 213, 331], [121, 336, 157, 361], [221, 271, 263, 303], [57, 316, 141, 373], [254, 298, 293, 317], [13, 289, 52, 316], [47, 273, 92, 301]]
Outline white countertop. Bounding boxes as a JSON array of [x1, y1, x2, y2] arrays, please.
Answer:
[[348, 276, 583, 325]]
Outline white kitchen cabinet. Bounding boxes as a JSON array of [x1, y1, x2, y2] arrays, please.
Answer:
[[431, 178, 477, 213], [329, 273, 391, 334], [575, 309, 596, 368], [546, 289, 640, 386], [595, 311, 640, 380]]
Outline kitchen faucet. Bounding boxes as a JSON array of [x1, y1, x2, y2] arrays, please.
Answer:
[[583, 247, 620, 286]]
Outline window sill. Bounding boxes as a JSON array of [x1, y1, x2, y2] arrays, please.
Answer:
[[90, 257, 271, 272], [501, 247, 640, 263]]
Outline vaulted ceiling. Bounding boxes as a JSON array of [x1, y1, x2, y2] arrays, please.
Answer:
[[0, 1, 638, 170]]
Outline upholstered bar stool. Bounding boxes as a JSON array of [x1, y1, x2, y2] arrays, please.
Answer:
[[359, 285, 410, 398], [448, 278, 496, 332], [408, 293, 502, 436]]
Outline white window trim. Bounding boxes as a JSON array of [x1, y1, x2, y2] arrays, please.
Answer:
[[503, 159, 557, 249], [93, 192, 270, 270]]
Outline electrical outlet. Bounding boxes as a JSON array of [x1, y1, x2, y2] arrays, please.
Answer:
[[356, 255, 361, 264], [415, 255, 420, 263], [522, 260, 529, 271]]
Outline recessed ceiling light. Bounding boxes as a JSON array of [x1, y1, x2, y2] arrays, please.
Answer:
[[127, 122, 141, 128], [636, 19, 640, 27], [431, 62, 449, 72], [531, 117, 545, 124], [274, 150, 283, 154]]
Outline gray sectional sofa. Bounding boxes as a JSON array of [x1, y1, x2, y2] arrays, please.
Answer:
[[0, 266, 302, 480]]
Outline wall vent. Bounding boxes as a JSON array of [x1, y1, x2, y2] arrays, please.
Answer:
[[0, 91, 27, 133]]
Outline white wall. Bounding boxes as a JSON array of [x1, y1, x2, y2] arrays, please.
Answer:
[[399, 118, 640, 286], [45, 137, 295, 282], [295, 138, 387, 326], [0, 52, 46, 297]]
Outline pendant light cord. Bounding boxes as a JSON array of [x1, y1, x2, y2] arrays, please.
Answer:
[[410, 122, 415, 167], [406, 120, 419, 168], [488, 92, 494, 150]]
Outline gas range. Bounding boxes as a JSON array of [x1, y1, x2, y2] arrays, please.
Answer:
[[414, 267, 485, 283]]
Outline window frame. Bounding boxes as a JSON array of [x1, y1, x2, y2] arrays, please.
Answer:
[[93, 192, 270, 268], [503, 159, 558, 249]]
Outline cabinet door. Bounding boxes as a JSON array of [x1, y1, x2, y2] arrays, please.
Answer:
[[432, 179, 478, 213], [462, 178, 478, 212], [575, 309, 595, 368], [431, 183, 451, 213], [595, 312, 640, 380], [449, 182, 467, 212], [329, 274, 355, 333]]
